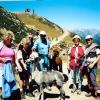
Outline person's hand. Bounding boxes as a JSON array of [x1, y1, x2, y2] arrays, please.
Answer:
[[88, 63, 94, 69], [18, 67, 22, 72], [1, 58, 7, 63], [24, 67, 27, 70], [24, 65, 27, 70], [80, 66, 83, 72], [26, 59, 31, 62]]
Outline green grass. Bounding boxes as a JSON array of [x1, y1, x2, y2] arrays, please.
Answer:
[[16, 13, 63, 39]]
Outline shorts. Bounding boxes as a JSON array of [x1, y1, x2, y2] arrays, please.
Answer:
[[19, 69, 30, 80]]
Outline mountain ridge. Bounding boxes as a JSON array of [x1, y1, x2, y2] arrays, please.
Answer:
[[0, 6, 64, 43]]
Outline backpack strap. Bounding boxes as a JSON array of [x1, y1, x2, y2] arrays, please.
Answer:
[[85, 43, 98, 56]]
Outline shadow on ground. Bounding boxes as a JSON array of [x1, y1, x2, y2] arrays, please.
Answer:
[[43, 92, 70, 100]]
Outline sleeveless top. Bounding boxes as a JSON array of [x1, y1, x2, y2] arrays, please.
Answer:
[[0, 45, 14, 68]]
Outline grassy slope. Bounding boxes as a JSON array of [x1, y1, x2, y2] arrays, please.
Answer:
[[63, 35, 73, 45], [0, 7, 35, 43], [17, 13, 63, 38]]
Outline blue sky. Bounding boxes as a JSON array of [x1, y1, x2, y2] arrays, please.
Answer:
[[0, 0, 100, 30]]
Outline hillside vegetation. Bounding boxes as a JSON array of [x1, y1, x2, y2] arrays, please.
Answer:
[[0, 6, 35, 43], [0, 6, 64, 43], [17, 13, 64, 38]]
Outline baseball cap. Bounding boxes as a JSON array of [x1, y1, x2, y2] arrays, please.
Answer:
[[85, 35, 93, 40], [72, 35, 81, 40], [39, 31, 46, 35]]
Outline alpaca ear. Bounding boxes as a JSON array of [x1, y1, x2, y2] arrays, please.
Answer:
[[63, 74, 68, 82]]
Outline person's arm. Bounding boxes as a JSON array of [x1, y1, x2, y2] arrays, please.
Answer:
[[19, 58, 27, 70], [93, 55, 100, 65], [67, 47, 71, 71], [88, 55, 100, 69], [32, 39, 38, 52], [89, 48, 100, 69], [0, 57, 6, 63], [15, 50, 22, 72], [16, 50, 27, 72]]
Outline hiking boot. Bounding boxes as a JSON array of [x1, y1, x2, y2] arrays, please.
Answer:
[[76, 89, 81, 95], [85, 92, 92, 97], [71, 88, 77, 93]]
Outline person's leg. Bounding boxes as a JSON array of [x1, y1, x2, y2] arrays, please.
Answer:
[[85, 67, 98, 97], [71, 70, 77, 93], [90, 72, 97, 88], [26, 64, 33, 91], [18, 71, 26, 99], [43, 56, 49, 71], [20, 80, 26, 99], [0, 87, 2, 99], [77, 69, 82, 95], [39, 58, 44, 71], [24, 69, 33, 97], [90, 67, 100, 90]]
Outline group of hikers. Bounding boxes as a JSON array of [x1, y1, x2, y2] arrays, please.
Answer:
[[0, 29, 100, 100], [68, 35, 100, 96]]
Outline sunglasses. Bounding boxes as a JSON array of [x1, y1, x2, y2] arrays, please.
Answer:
[[86, 38, 92, 41], [40, 34, 46, 37]]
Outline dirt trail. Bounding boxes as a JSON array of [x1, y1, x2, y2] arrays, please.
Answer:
[[50, 31, 70, 47], [22, 61, 96, 100]]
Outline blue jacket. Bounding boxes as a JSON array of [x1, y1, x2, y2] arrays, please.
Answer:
[[33, 38, 51, 55]]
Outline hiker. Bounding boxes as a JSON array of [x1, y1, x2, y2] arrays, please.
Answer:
[[83, 35, 100, 97], [16, 38, 33, 99], [0, 31, 17, 99], [69, 35, 84, 95], [32, 30, 51, 71]]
